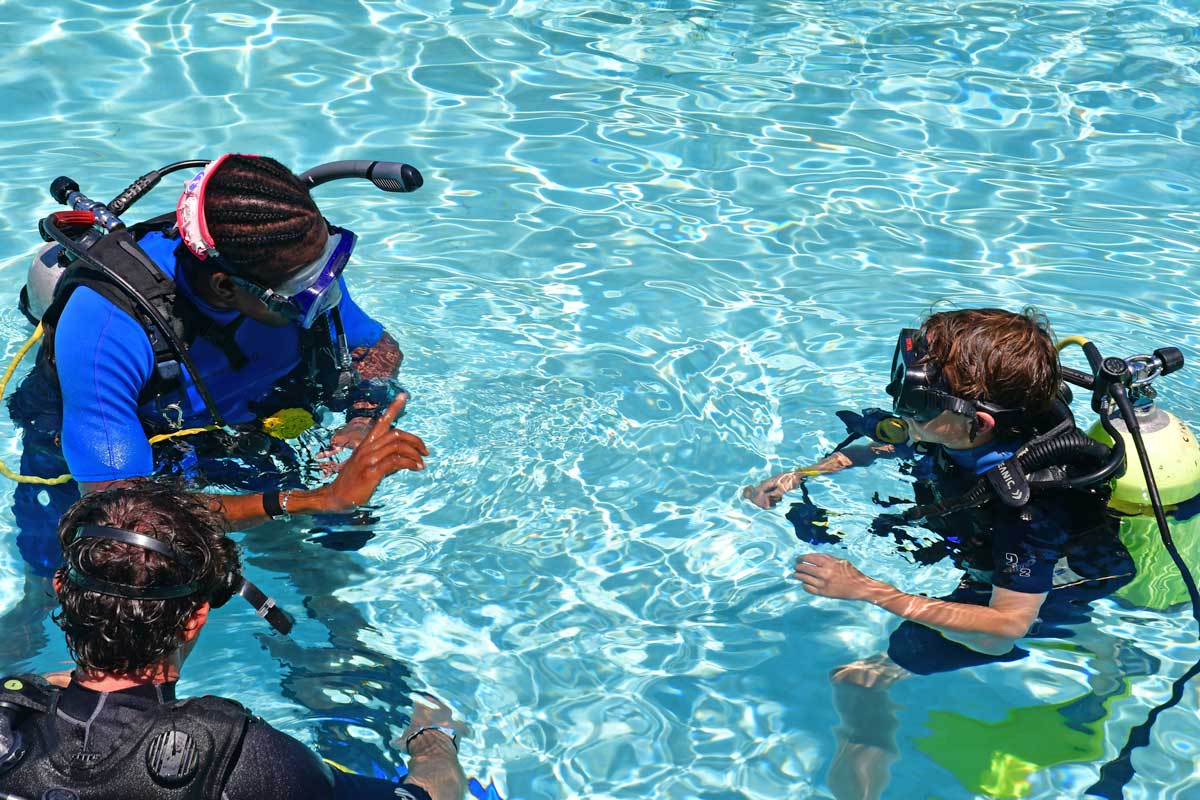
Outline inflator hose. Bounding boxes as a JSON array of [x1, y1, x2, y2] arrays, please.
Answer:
[[902, 430, 1119, 522]]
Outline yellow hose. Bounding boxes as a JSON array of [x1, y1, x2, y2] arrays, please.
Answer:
[[0, 324, 220, 484], [147, 426, 219, 444], [1056, 335, 1091, 352], [0, 325, 71, 485]]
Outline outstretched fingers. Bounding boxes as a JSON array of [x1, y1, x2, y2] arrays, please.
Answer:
[[362, 431, 428, 474], [363, 392, 414, 445]]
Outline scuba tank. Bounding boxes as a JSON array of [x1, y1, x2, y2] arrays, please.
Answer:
[[19, 243, 64, 324], [1088, 399, 1200, 515]]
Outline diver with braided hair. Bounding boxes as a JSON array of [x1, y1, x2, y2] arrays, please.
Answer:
[[9, 154, 423, 574]]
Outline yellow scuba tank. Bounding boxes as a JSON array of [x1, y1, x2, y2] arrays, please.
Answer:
[[1088, 403, 1200, 515], [1087, 403, 1200, 609]]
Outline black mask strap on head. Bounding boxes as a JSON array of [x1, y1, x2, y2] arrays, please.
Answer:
[[66, 525, 199, 600], [66, 525, 294, 636]]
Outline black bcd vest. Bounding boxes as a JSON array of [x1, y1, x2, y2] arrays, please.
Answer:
[[0, 675, 250, 800]]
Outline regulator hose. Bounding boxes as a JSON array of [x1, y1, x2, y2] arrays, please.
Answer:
[[902, 429, 1119, 523], [1086, 384, 1200, 799]]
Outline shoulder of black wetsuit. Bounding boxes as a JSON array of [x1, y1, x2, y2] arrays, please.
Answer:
[[224, 716, 433, 800], [0, 674, 56, 714], [0, 685, 251, 800]]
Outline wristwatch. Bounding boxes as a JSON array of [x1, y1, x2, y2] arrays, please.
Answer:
[[262, 490, 293, 521], [405, 725, 458, 753]]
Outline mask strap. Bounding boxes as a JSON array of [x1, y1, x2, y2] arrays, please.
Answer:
[[65, 526, 201, 600]]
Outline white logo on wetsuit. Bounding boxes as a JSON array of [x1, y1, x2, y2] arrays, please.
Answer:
[[1005, 552, 1032, 578]]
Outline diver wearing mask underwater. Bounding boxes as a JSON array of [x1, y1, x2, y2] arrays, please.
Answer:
[[8, 154, 426, 574], [744, 308, 1136, 800], [0, 481, 467, 800]]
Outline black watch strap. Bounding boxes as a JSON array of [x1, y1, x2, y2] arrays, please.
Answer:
[[262, 490, 285, 519]]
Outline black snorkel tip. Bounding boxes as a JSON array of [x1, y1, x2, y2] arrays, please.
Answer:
[[236, 577, 295, 636], [370, 162, 423, 193]]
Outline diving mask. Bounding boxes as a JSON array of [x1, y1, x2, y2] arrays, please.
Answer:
[[229, 225, 356, 329], [64, 525, 294, 635], [885, 328, 1024, 427], [886, 328, 973, 422]]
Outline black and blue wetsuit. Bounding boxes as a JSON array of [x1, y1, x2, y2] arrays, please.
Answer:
[[881, 440, 1135, 675], [0, 678, 431, 800]]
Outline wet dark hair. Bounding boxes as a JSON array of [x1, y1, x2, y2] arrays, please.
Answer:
[[920, 307, 1061, 413], [53, 480, 239, 677], [188, 154, 325, 285]]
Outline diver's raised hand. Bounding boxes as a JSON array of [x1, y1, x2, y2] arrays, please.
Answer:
[[315, 392, 428, 512], [394, 694, 468, 800], [743, 470, 805, 509]]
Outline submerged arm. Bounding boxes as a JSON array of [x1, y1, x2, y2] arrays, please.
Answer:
[[794, 554, 1045, 654], [745, 443, 898, 509]]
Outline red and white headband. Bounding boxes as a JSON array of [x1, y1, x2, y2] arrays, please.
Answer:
[[175, 153, 258, 261]]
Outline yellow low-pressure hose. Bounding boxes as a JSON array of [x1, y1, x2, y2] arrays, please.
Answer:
[[1056, 335, 1091, 352], [0, 325, 72, 485], [0, 324, 222, 484], [147, 426, 220, 444]]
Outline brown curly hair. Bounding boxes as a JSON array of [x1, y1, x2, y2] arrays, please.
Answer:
[[54, 481, 239, 676], [920, 307, 1061, 413]]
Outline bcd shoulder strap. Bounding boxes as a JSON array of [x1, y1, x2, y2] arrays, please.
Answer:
[[37, 215, 229, 427]]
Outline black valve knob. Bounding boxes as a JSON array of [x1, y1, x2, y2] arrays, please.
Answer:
[[50, 176, 80, 205], [1101, 357, 1129, 382], [1153, 347, 1184, 376]]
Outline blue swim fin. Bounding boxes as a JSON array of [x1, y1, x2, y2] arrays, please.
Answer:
[[469, 777, 505, 799]]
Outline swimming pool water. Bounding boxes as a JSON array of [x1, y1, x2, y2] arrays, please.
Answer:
[[1, 0, 1199, 797]]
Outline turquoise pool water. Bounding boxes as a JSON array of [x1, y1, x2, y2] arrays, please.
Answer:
[[2, 0, 1200, 797]]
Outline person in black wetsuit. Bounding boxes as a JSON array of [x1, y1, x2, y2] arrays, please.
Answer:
[[744, 308, 1136, 800], [0, 482, 466, 800]]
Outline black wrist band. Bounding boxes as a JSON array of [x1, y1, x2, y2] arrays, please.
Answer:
[[262, 490, 285, 519]]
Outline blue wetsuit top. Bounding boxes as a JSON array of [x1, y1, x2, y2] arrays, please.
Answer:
[[53, 230, 384, 483]]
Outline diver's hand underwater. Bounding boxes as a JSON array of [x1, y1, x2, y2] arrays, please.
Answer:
[[743, 470, 806, 509], [793, 553, 883, 602], [316, 392, 428, 512]]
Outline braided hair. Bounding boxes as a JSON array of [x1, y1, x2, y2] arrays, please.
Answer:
[[198, 155, 326, 284]]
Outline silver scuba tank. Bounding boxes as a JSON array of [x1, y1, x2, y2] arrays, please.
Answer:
[[22, 243, 65, 323]]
